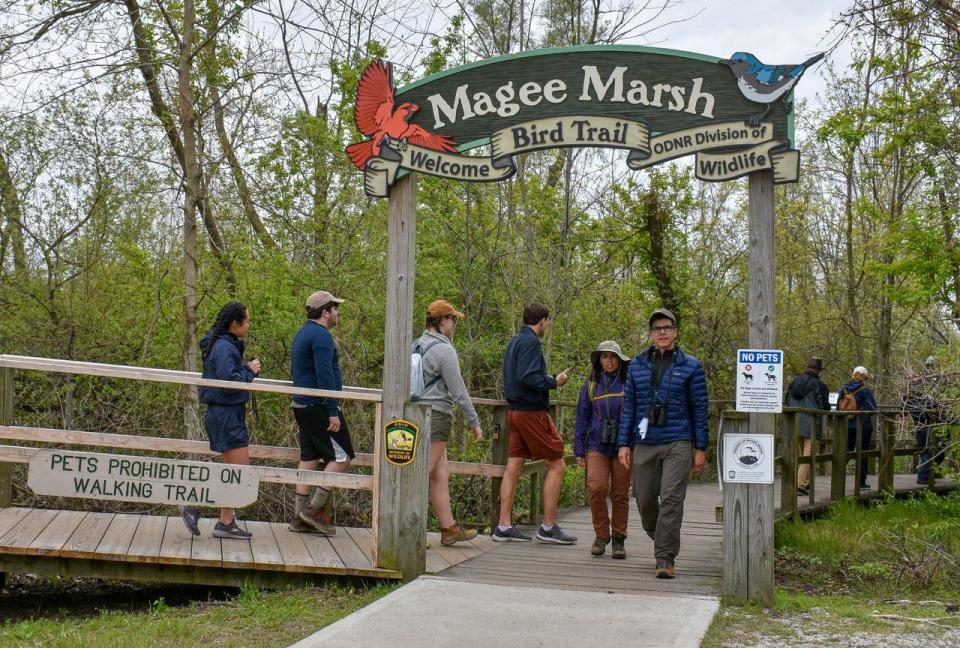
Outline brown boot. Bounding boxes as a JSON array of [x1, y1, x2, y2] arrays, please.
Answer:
[[299, 505, 336, 536], [611, 534, 626, 560], [591, 537, 609, 556], [289, 516, 324, 534], [655, 558, 675, 579], [440, 524, 478, 546]]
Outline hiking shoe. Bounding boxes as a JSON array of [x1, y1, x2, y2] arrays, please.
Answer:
[[860, 482, 871, 491], [611, 534, 626, 560], [536, 524, 577, 545], [288, 516, 328, 534], [441, 524, 478, 546], [591, 536, 609, 556], [213, 519, 252, 539], [655, 559, 675, 579], [492, 525, 532, 542], [299, 507, 336, 536], [797, 486, 809, 496], [178, 505, 200, 536]]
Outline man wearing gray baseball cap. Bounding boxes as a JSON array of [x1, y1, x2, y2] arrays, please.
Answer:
[[616, 307, 709, 578], [289, 290, 351, 536]]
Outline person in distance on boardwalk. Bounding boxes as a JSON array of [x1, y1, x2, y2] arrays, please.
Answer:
[[288, 290, 354, 536], [179, 301, 260, 540], [412, 300, 484, 546], [575, 340, 631, 559], [785, 357, 829, 496], [837, 366, 877, 490], [902, 357, 942, 485], [495, 302, 576, 544], [617, 308, 708, 579]]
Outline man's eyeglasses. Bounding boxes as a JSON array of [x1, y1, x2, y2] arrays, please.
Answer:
[[651, 325, 676, 334]]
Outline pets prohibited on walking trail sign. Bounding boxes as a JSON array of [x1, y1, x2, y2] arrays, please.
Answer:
[[735, 349, 783, 413], [722, 433, 774, 484]]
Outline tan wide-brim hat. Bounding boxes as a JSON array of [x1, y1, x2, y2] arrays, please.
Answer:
[[591, 340, 630, 364]]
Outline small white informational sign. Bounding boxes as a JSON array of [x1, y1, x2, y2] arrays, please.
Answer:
[[722, 433, 774, 484], [28, 449, 259, 508], [735, 349, 784, 413]]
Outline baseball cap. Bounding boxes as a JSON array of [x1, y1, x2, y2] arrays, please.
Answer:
[[648, 308, 677, 328], [306, 290, 345, 310], [427, 300, 465, 318]]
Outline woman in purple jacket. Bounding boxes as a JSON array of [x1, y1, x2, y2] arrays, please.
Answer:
[[575, 340, 631, 559]]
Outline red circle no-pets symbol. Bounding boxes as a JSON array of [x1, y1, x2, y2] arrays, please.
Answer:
[[744, 364, 753, 371]]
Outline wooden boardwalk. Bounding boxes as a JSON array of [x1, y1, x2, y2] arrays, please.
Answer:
[[434, 482, 723, 598], [0, 507, 496, 586], [432, 473, 956, 598]]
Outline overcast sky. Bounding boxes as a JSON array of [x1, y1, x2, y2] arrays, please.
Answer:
[[649, 0, 852, 107]]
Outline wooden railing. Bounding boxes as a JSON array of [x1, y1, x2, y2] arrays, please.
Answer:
[[0, 354, 589, 578], [721, 404, 933, 518]]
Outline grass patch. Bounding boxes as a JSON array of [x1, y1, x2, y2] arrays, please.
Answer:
[[703, 491, 960, 647], [1, 581, 398, 648]]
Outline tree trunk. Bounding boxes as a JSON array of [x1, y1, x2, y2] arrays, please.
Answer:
[[0, 149, 27, 273], [939, 188, 960, 330], [123, 0, 236, 293], [179, 0, 202, 442], [204, 0, 276, 251], [644, 177, 680, 318]]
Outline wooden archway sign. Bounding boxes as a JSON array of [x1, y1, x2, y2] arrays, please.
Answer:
[[354, 46, 822, 599]]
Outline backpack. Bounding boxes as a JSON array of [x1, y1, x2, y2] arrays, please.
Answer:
[[410, 338, 446, 397], [838, 386, 864, 412]]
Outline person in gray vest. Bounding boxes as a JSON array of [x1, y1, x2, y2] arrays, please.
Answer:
[[412, 299, 484, 546], [785, 357, 830, 495]]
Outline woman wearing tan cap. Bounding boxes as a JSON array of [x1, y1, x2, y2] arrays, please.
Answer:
[[412, 300, 484, 546]]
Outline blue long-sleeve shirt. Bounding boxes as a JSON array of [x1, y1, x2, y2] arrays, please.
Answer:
[[503, 326, 557, 411], [291, 321, 342, 416]]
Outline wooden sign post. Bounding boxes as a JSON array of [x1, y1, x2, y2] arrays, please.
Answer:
[[372, 173, 431, 581], [723, 171, 776, 606]]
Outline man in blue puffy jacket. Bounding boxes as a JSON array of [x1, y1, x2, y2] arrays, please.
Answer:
[[617, 308, 709, 579]]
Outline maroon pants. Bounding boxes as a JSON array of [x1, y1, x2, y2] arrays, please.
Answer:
[[587, 451, 631, 539]]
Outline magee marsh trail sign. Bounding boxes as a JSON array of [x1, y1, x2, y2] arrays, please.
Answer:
[[347, 46, 823, 196]]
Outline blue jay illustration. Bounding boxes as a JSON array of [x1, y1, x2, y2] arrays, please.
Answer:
[[720, 51, 825, 125]]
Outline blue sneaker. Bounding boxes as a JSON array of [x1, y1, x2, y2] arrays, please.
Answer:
[[178, 505, 200, 536], [492, 525, 532, 542]]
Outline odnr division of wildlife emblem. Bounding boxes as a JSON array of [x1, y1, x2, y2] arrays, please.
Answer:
[[384, 419, 420, 467]]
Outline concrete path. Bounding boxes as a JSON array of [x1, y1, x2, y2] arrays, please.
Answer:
[[290, 577, 719, 648]]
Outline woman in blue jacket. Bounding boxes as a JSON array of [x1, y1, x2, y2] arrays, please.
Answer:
[[838, 366, 877, 490], [575, 341, 631, 559], [179, 301, 261, 540]]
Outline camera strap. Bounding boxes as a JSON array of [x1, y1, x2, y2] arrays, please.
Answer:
[[650, 350, 676, 400]]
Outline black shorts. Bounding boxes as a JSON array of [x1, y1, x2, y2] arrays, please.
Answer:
[[293, 406, 355, 463]]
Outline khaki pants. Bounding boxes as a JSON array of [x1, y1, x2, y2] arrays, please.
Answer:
[[586, 451, 631, 539], [632, 441, 692, 564], [797, 437, 814, 490]]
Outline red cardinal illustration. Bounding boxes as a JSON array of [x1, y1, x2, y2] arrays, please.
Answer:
[[346, 61, 457, 170]]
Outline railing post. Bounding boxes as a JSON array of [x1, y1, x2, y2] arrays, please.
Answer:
[[878, 415, 894, 493], [0, 367, 13, 508], [490, 405, 509, 532], [781, 411, 797, 517], [830, 414, 847, 500], [853, 415, 863, 497]]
